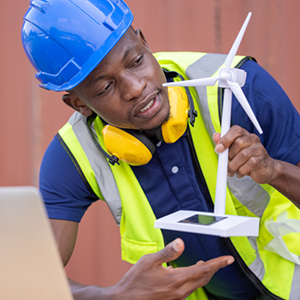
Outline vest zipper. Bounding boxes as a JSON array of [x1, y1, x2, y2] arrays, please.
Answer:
[[224, 238, 283, 300], [186, 126, 215, 209], [186, 127, 283, 300]]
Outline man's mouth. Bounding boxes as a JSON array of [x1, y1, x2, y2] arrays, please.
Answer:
[[140, 98, 154, 113], [134, 88, 165, 121], [134, 91, 160, 117]]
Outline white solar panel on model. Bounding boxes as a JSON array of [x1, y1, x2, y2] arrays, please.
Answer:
[[0, 186, 73, 300]]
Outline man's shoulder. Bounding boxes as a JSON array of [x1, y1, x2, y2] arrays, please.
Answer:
[[154, 51, 254, 77], [154, 51, 207, 65]]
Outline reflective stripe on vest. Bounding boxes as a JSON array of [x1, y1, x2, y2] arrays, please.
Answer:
[[59, 113, 165, 265], [58, 112, 123, 224]]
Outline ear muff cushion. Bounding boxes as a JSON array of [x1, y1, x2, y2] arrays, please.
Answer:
[[161, 86, 189, 143], [102, 125, 155, 166], [125, 129, 156, 154]]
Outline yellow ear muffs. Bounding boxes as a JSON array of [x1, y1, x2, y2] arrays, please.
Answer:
[[102, 126, 155, 166], [161, 86, 189, 143], [100, 85, 193, 166]]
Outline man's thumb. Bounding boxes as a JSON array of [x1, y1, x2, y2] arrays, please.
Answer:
[[156, 238, 185, 265]]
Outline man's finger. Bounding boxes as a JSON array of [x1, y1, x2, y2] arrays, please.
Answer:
[[213, 132, 221, 144], [198, 255, 235, 274], [150, 238, 185, 266], [175, 255, 235, 289], [215, 125, 250, 154]]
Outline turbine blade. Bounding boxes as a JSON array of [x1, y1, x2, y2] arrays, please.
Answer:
[[224, 12, 252, 71], [163, 76, 219, 87], [227, 81, 263, 134]]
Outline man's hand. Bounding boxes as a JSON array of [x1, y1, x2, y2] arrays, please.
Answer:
[[51, 221, 234, 300], [213, 125, 300, 208], [112, 238, 234, 300], [213, 125, 276, 184]]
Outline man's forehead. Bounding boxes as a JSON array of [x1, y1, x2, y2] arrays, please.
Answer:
[[73, 28, 146, 95], [105, 28, 141, 60], [83, 30, 141, 80]]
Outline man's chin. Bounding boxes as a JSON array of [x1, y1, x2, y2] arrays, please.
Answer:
[[142, 125, 162, 138], [141, 112, 170, 139]]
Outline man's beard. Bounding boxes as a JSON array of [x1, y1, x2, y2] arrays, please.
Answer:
[[141, 109, 171, 139]]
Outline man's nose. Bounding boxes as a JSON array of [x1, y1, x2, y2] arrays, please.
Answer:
[[120, 74, 147, 101]]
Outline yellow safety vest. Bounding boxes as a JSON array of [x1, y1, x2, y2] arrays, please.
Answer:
[[58, 52, 300, 300]]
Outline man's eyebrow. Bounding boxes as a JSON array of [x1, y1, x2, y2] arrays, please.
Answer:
[[86, 74, 106, 91], [85, 47, 135, 90], [122, 47, 135, 62]]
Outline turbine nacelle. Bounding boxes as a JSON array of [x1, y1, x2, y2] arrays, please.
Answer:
[[218, 68, 246, 88]]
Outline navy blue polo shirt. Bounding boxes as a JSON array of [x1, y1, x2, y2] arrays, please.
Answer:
[[39, 60, 300, 300]]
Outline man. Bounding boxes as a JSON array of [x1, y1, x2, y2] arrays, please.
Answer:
[[21, 0, 300, 299]]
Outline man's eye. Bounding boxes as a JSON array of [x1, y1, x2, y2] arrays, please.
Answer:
[[130, 54, 144, 68], [97, 82, 113, 96]]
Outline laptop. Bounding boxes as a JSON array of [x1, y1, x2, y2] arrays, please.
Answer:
[[0, 186, 73, 300]]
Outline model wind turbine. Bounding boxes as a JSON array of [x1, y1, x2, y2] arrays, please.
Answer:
[[155, 12, 261, 237]]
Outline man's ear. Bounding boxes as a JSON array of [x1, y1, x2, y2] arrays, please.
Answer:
[[62, 93, 93, 116], [135, 28, 151, 51]]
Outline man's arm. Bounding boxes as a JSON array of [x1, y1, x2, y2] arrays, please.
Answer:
[[214, 127, 300, 209], [269, 159, 300, 208], [50, 219, 78, 266], [50, 219, 234, 300]]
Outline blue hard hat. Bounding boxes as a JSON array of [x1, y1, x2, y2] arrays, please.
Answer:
[[21, 0, 133, 91]]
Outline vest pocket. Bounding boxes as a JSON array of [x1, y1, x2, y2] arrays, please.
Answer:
[[121, 234, 159, 264]]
